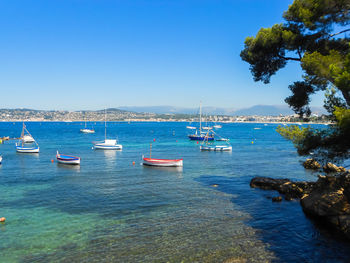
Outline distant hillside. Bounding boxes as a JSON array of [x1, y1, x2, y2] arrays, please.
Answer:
[[118, 105, 326, 116]]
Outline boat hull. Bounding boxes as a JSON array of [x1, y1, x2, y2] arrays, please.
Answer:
[[143, 158, 183, 167], [80, 129, 95, 134], [56, 154, 80, 165], [188, 135, 214, 141], [0, 156, 2, 164], [16, 146, 40, 153], [93, 144, 122, 150], [200, 145, 232, 151]]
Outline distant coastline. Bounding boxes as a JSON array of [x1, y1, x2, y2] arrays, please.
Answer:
[[0, 108, 330, 124]]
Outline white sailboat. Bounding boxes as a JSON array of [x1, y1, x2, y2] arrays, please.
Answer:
[[187, 102, 214, 141], [93, 109, 122, 150], [80, 113, 95, 133], [16, 123, 39, 153]]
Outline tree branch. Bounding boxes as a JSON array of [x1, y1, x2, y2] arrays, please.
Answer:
[[329, 29, 350, 37], [277, 54, 301, 61]]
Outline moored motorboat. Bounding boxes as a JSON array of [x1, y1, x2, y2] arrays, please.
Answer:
[[56, 151, 80, 165], [0, 155, 2, 164]]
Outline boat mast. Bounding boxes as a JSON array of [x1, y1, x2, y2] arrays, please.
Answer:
[[199, 101, 202, 133], [104, 109, 107, 140]]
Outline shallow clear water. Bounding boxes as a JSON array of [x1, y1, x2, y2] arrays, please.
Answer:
[[0, 122, 349, 262]]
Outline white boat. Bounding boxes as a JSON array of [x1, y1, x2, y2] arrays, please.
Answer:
[[56, 151, 80, 165], [188, 102, 214, 141], [93, 109, 122, 150], [94, 139, 122, 150], [200, 130, 232, 152], [80, 113, 95, 133], [0, 155, 2, 164], [16, 144, 40, 153], [216, 138, 229, 141], [200, 145, 232, 151], [80, 128, 95, 134], [142, 144, 183, 167], [213, 124, 222, 129], [16, 123, 39, 153]]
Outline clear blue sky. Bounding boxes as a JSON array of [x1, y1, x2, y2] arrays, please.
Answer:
[[0, 0, 325, 110]]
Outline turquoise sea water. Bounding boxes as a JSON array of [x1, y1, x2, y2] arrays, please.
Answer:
[[0, 122, 349, 262]]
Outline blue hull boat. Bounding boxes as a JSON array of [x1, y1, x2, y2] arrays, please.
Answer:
[[188, 134, 214, 141]]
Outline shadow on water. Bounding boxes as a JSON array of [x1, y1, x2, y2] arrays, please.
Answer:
[[196, 175, 350, 262]]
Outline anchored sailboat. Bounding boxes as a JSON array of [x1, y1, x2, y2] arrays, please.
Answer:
[[80, 112, 95, 133], [16, 123, 39, 153], [187, 102, 214, 141], [93, 109, 122, 150]]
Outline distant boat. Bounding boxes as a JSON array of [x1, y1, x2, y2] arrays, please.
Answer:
[[142, 143, 183, 167], [200, 145, 232, 151], [16, 123, 39, 153], [216, 138, 229, 141], [80, 113, 95, 133], [213, 124, 222, 129], [93, 109, 122, 150], [0, 155, 2, 164], [188, 102, 214, 141], [253, 127, 262, 130], [56, 151, 80, 165]]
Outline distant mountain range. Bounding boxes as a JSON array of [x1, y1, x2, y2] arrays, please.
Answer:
[[118, 105, 327, 116]]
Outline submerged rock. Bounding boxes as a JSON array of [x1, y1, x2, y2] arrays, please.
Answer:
[[250, 177, 314, 200], [303, 158, 321, 170], [272, 196, 282, 202], [250, 172, 350, 239]]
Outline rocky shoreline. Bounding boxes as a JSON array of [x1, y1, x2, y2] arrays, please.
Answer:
[[250, 170, 350, 240]]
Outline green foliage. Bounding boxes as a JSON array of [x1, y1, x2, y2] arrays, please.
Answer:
[[277, 125, 311, 145], [324, 87, 348, 118], [241, 0, 350, 112], [242, 0, 350, 162], [334, 106, 350, 131]]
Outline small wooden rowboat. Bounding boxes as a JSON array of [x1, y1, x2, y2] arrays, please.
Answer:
[[142, 143, 183, 167], [56, 151, 80, 165], [142, 157, 183, 167]]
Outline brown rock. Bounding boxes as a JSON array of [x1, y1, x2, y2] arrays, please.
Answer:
[[303, 158, 321, 170], [323, 162, 346, 173]]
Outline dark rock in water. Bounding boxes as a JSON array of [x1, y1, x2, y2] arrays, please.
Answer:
[[323, 162, 347, 173], [250, 172, 350, 240], [272, 196, 282, 202], [250, 177, 314, 199], [300, 172, 350, 239], [303, 158, 321, 170]]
